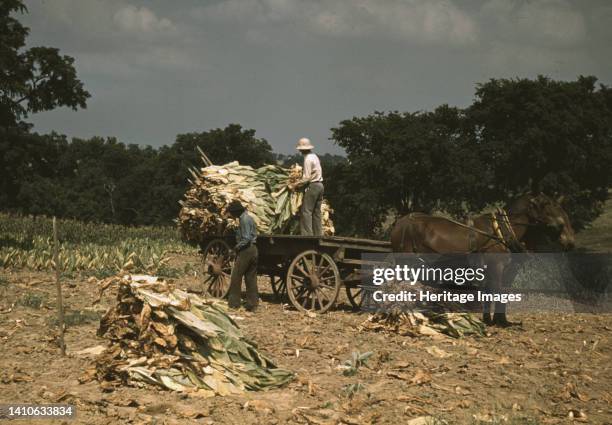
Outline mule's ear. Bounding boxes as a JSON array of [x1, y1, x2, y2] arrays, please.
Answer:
[[556, 195, 566, 205]]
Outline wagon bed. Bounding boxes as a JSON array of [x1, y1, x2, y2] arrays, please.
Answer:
[[199, 234, 391, 313]]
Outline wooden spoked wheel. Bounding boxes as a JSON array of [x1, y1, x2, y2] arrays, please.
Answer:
[[202, 239, 234, 299], [346, 254, 395, 310], [345, 284, 365, 310], [270, 274, 287, 300], [286, 250, 340, 313]]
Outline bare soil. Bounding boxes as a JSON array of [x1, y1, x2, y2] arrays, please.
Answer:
[[1, 257, 611, 425]]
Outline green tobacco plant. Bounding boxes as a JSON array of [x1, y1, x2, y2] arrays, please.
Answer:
[[18, 292, 46, 309], [340, 351, 373, 376], [0, 214, 197, 276], [342, 382, 366, 398]]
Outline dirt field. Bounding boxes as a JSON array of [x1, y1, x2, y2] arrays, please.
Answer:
[[1, 257, 611, 425]]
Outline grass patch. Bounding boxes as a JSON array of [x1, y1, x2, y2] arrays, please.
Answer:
[[88, 268, 118, 279], [157, 265, 183, 279], [17, 292, 46, 309], [319, 401, 333, 409], [0, 213, 183, 246], [576, 194, 612, 252], [47, 309, 101, 327]]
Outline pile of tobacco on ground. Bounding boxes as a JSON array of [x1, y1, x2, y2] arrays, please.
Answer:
[[359, 310, 486, 338], [359, 279, 486, 338], [178, 155, 335, 242], [88, 275, 294, 396]]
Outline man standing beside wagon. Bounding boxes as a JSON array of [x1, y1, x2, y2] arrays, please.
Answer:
[[225, 200, 259, 312]]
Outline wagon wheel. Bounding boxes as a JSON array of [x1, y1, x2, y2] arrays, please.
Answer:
[[286, 250, 340, 313], [345, 284, 365, 310], [346, 254, 395, 310], [202, 239, 235, 299], [270, 274, 287, 300]]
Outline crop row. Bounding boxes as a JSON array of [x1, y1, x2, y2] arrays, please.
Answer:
[[1, 214, 198, 276]]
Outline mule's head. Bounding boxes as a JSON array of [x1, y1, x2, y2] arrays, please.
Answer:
[[526, 194, 575, 251]]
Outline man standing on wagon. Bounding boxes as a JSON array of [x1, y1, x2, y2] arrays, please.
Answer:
[[293, 137, 324, 236]]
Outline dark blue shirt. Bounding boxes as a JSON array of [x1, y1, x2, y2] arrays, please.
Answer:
[[235, 210, 257, 250]]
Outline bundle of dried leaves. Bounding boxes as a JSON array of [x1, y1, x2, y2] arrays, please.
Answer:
[[178, 158, 335, 243], [87, 275, 294, 396], [359, 309, 485, 339]]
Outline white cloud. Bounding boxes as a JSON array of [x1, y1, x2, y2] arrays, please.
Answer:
[[519, 0, 585, 45], [77, 46, 204, 80], [28, 0, 177, 37], [28, 0, 116, 36], [113, 5, 175, 34], [310, 0, 478, 45], [481, 40, 598, 85], [200, 0, 479, 45], [477, 0, 592, 78], [203, 0, 294, 24], [24, 0, 191, 77], [481, 0, 586, 47]]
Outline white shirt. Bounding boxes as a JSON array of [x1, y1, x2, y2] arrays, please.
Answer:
[[302, 153, 323, 183]]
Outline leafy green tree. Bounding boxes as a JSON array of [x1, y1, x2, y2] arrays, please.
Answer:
[[2, 124, 276, 226], [330, 106, 483, 235], [174, 124, 274, 168], [0, 131, 67, 210], [277, 152, 347, 169], [0, 0, 89, 129], [467, 76, 612, 228], [330, 76, 612, 235]]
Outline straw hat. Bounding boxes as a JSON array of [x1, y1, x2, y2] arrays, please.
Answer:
[[296, 137, 314, 150]]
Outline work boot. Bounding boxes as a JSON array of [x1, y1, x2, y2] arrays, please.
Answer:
[[492, 313, 512, 327]]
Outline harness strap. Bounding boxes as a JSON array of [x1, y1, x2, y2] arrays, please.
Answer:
[[466, 216, 476, 251], [491, 212, 504, 241], [495, 208, 525, 252], [435, 215, 503, 241], [416, 211, 515, 251], [401, 210, 524, 253]]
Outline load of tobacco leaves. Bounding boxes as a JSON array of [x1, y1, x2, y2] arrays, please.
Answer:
[[178, 155, 334, 243]]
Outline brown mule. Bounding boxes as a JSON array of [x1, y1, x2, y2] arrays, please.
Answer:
[[390, 193, 575, 326]]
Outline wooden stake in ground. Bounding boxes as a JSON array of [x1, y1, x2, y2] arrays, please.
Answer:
[[53, 217, 66, 355]]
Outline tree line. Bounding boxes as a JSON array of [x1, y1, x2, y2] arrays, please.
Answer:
[[2, 1, 611, 236], [328, 76, 612, 235], [0, 125, 345, 225]]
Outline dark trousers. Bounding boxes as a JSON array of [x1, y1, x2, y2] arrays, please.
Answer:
[[228, 244, 259, 309], [300, 182, 324, 236]]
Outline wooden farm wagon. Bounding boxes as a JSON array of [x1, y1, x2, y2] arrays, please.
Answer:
[[199, 234, 392, 313]]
